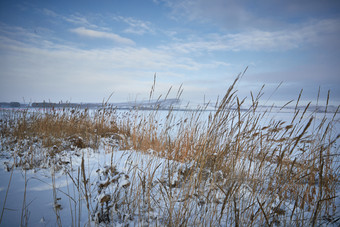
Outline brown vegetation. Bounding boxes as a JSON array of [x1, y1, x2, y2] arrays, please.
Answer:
[[0, 75, 339, 226]]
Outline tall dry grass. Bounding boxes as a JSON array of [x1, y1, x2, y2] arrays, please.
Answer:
[[0, 73, 339, 226], [115, 74, 339, 225], [1, 104, 122, 149]]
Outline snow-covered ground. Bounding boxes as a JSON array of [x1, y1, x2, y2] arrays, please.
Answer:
[[0, 139, 164, 226], [0, 138, 218, 226], [0, 108, 339, 226]]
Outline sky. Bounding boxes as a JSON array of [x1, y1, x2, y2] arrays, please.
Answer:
[[0, 0, 339, 106]]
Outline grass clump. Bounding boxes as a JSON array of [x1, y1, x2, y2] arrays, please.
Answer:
[[120, 74, 339, 226], [1, 105, 123, 149]]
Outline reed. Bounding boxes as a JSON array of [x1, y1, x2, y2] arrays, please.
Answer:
[[0, 74, 339, 226]]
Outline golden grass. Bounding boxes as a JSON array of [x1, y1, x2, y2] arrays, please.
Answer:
[[1, 105, 122, 149], [117, 75, 339, 225], [0, 75, 339, 226]]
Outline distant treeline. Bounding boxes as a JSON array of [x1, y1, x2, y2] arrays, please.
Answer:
[[0, 102, 100, 108], [0, 99, 182, 110], [1, 100, 338, 113], [31, 102, 94, 108], [0, 102, 21, 108]]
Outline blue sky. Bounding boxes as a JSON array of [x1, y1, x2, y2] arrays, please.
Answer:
[[0, 0, 339, 105]]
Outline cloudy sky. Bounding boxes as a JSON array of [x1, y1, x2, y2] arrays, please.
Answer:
[[0, 0, 339, 105]]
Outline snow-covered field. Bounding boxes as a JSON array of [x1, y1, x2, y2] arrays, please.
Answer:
[[0, 136, 231, 226], [0, 105, 339, 226], [0, 140, 180, 226]]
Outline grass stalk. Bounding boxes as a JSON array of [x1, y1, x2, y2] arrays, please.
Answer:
[[0, 164, 14, 225]]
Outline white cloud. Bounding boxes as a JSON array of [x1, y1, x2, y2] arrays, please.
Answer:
[[70, 27, 135, 45], [1, 2, 339, 104], [41, 8, 59, 18], [224, 30, 300, 51], [0, 27, 215, 102], [65, 15, 96, 28], [162, 0, 258, 28], [114, 16, 154, 35], [162, 0, 340, 30], [41, 8, 100, 29], [160, 18, 340, 53]]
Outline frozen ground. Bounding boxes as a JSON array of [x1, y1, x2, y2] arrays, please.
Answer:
[[0, 136, 208, 226], [0, 108, 339, 226], [0, 138, 167, 226]]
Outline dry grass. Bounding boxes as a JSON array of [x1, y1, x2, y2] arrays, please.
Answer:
[[1, 104, 123, 149], [0, 74, 339, 226], [115, 75, 339, 225]]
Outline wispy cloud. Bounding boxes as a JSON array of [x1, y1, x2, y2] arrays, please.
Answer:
[[41, 8, 100, 29], [0, 22, 239, 103], [228, 18, 340, 51], [41, 8, 59, 18], [42, 8, 154, 36], [70, 27, 135, 45], [161, 0, 340, 30], [65, 15, 97, 28], [165, 0, 252, 26], [2, 3, 339, 104], [0, 24, 215, 101], [114, 16, 154, 35], [160, 18, 340, 53]]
